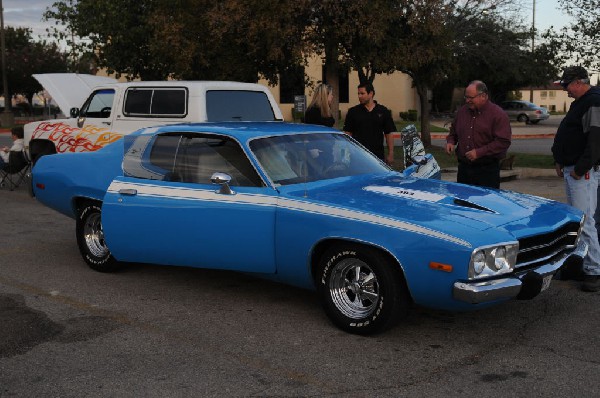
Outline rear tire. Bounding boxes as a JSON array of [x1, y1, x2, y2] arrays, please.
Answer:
[[517, 114, 529, 123], [316, 244, 409, 334], [76, 203, 120, 272]]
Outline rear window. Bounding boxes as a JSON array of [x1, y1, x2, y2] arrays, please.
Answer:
[[123, 87, 187, 117], [206, 90, 276, 121]]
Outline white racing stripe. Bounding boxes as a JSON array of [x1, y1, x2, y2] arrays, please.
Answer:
[[364, 186, 446, 202], [107, 180, 471, 247]]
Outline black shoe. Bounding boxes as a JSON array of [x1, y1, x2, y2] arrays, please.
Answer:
[[557, 257, 584, 281], [581, 275, 600, 292]]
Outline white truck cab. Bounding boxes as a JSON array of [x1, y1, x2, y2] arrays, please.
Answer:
[[25, 74, 284, 162]]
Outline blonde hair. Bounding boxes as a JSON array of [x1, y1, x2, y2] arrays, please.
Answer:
[[308, 83, 332, 118]]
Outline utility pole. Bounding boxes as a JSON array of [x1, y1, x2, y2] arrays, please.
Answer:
[[0, 0, 14, 127], [529, 0, 536, 103]]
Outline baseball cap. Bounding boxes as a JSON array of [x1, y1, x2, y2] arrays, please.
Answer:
[[554, 66, 589, 88]]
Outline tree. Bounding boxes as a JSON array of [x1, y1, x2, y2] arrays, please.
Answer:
[[386, 0, 457, 147], [302, 1, 412, 123], [149, 0, 309, 82], [45, 0, 309, 82], [46, 0, 170, 80], [543, 0, 600, 72], [451, 11, 560, 103], [0, 27, 68, 111]]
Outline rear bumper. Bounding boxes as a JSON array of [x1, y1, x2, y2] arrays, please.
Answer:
[[453, 241, 587, 304]]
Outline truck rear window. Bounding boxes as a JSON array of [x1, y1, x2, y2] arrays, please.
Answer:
[[123, 88, 187, 117], [206, 90, 276, 122]]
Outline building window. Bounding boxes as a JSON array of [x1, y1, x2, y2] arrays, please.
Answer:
[[549, 91, 556, 98], [280, 65, 305, 104], [540, 91, 547, 99]]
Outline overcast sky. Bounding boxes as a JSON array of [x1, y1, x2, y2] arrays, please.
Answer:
[[3, 0, 571, 42]]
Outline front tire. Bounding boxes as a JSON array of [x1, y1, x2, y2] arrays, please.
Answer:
[[316, 244, 409, 334], [76, 203, 120, 272]]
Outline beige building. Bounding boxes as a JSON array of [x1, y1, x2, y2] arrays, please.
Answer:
[[260, 55, 420, 122]]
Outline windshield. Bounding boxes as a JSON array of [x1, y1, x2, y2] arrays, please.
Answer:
[[250, 133, 390, 186]]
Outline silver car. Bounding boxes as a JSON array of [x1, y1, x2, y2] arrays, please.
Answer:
[[500, 100, 550, 124]]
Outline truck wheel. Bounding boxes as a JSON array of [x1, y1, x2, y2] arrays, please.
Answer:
[[316, 244, 409, 334], [76, 204, 120, 272]]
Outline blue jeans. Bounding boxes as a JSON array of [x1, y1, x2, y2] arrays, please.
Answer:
[[564, 165, 600, 276], [595, 184, 600, 242]]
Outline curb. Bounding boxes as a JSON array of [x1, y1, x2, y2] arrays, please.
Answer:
[[428, 133, 555, 140], [392, 133, 555, 140], [442, 167, 557, 179]]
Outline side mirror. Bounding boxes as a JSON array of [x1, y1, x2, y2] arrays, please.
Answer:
[[70, 107, 80, 118], [211, 172, 235, 195]]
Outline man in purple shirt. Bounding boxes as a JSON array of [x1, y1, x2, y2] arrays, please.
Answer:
[[445, 80, 512, 188]]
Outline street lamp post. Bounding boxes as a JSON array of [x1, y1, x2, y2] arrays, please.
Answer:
[[0, 0, 14, 127]]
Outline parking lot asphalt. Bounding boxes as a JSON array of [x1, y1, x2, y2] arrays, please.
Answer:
[[1, 164, 598, 397]]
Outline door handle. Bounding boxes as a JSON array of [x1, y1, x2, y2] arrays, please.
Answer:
[[102, 121, 111, 125], [119, 189, 137, 196]]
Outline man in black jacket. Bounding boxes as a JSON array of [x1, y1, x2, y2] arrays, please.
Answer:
[[552, 66, 600, 292]]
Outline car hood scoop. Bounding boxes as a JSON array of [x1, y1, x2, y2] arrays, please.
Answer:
[[452, 198, 494, 212]]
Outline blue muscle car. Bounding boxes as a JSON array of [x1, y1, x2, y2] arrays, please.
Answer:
[[32, 122, 586, 334]]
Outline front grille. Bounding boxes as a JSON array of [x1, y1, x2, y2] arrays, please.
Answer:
[[516, 221, 581, 268]]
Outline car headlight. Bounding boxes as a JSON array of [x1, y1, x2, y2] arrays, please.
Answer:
[[469, 242, 518, 279]]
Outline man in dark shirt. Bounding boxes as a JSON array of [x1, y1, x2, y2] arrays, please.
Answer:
[[551, 65, 600, 292], [343, 83, 396, 165], [445, 80, 512, 188]]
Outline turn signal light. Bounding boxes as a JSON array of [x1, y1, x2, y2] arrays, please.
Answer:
[[429, 262, 453, 273]]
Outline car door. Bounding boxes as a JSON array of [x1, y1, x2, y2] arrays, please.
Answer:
[[101, 132, 278, 273], [72, 88, 120, 151]]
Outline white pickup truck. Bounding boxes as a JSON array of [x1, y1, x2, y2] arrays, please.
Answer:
[[24, 74, 284, 162]]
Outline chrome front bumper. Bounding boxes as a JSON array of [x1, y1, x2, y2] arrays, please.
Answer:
[[453, 241, 588, 304]]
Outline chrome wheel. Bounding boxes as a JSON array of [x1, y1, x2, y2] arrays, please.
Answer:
[[76, 203, 120, 272], [317, 244, 409, 334], [329, 258, 379, 319], [83, 211, 109, 258]]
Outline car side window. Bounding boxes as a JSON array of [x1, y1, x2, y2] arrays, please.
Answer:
[[124, 133, 263, 187], [80, 89, 115, 119], [123, 87, 187, 117], [173, 136, 263, 187]]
